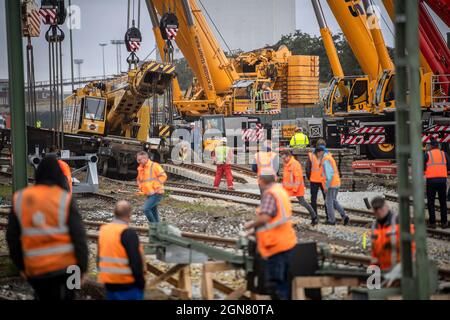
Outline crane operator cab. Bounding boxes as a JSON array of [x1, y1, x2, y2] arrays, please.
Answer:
[[63, 95, 108, 135], [375, 71, 396, 112], [231, 79, 281, 114], [324, 76, 371, 115]]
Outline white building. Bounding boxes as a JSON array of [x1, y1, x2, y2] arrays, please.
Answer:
[[202, 0, 296, 52], [172, 0, 296, 59]]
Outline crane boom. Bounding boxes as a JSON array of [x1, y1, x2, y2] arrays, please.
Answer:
[[382, 0, 434, 74], [311, 0, 344, 78], [326, 0, 381, 81], [362, 0, 394, 71], [424, 0, 450, 26], [150, 0, 239, 97]]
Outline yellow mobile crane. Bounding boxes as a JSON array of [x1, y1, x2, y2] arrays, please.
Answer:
[[145, 0, 318, 118], [63, 61, 175, 174], [319, 0, 385, 116], [315, 0, 449, 158]]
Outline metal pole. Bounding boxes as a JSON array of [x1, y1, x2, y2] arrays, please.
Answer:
[[69, 0, 75, 92], [5, 0, 28, 191], [99, 43, 107, 79], [406, 0, 429, 300], [394, 0, 416, 299]]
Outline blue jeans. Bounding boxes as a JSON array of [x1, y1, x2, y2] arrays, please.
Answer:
[[106, 287, 144, 300], [265, 248, 294, 300], [325, 187, 347, 223], [143, 194, 164, 223]]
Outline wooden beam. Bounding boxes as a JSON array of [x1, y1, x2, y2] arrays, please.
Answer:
[[203, 261, 238, 273], [178, 265, 192, 300], [147, 264, 188, 289], [201, 264, 214, 300], [146, 263, 178, 287], [225, 285, 248, 300]]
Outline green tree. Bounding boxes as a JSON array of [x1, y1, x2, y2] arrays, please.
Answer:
[[274, 30, 378, 82], [174, 58, 193, 91]]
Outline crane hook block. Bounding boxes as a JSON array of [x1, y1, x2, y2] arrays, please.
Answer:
[[40, 0, 66, 25], [125, 27, 142, 53], [159, 12, 179, 40]]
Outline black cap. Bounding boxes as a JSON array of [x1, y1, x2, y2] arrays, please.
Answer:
[[429, 137, 439, 147]]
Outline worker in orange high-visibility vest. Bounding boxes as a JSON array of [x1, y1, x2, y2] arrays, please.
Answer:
[[315, 145, 349, 226], [424, 138, 449, 229], [370, 197, 415, 270], [253, 140, 279, 193], [280, 149, 318, 225], [6, 156, 88, 300], [136, 151, 167, 223], [244, 169, 297, 300], [306, 140, 327, 219], [98, 200, 145, 300]]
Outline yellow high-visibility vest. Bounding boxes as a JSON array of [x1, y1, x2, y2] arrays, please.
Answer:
[[290, 132, 309, 149]]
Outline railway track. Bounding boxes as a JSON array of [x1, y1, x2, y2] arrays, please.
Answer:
[[230, 165, 257, 178], [1, 171, 449, 238], [0, 217, 448, 281], [176, 163, 249, 184], [384, 193, 450, 214]]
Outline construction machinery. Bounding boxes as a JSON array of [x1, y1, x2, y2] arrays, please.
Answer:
[[146, 0, 319, 119], [62, 61, 176, 174], [309, 0, 450, 158]]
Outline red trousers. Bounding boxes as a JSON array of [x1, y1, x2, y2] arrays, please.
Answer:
[[214, 164, 234, 188]]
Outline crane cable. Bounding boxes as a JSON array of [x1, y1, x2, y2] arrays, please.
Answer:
[[25, 36, 37, 127], [198, 0, 233, 54]]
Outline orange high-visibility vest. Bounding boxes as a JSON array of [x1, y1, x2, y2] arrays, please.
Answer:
[[425, 149, 448, 179], [98, 221, 144, 284], [371, 214, 415, 270], [255, 151, 277, 177], [308, 152, 323, 183], [58, 160, 72, 193], [282, 157, 305, 197], [13, 185, 76, 277], [320, 153, 341, 188], [256, 183, 297, 258], [137, 160, 167, 196]]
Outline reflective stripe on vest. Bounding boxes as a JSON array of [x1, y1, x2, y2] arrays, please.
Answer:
[[24, 243, 74, 258], [98, 267, 132, 275]]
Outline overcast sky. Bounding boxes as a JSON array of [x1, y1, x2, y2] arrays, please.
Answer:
[[0, 0, 448, 81]]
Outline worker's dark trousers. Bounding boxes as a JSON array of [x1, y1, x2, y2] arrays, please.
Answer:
[[28, 274, 75, 300], [310, 182, 327, 217], [264, 248, 294, 300], [426, 178, 448, 225]]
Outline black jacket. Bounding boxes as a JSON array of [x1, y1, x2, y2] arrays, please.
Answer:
[[6, 192, 88, 279]]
